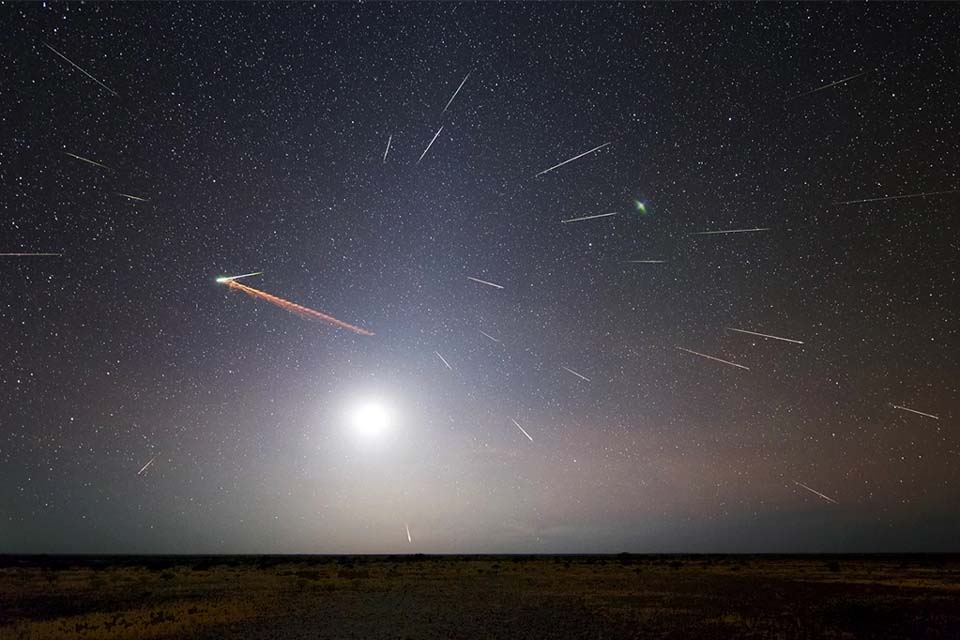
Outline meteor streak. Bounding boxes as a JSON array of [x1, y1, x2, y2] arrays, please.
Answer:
[[137, 455, 158, 476], [442, 71, 471, 113], [784, 70, 867, 103], [223, 280, 374, 336], [478, 330, 500, 343], [215, 271, 263, 283], [690, 228, 770, 236], [535, 142, 611, 177], [383, 135, 392, 163], [64, 152, 110, 170], [561, 211, 618, 224], [793, 480, 838, 504], [834, 189, 960, 206], [677, 347, 750, 370], [622, 259, 665, 263], [1, 252, 62, 257], [467, 276, 503, 289], [405, 523, 412, 544], [725, 327, 804, 345], [417, 126, 443, 164], [117, 192, 149, 202], [43, 42, 119, 96], [891, 404, 940, 421], [435, 351, 453, 370], [561, 366, 591, 382], [511, 418, 534, 442]]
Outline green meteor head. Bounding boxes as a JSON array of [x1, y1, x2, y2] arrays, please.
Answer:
[[634, 200, 647, 215]]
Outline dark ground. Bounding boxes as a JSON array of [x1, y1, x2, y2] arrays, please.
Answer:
[[1, 554, 958, 639]]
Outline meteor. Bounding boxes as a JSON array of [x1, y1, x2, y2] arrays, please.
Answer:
[[215, 271, 263, 283], [64, 152, 110, 170], [511, 418, 534, 442], [435, 351, 453, 370], [117, 192, 149, 202], [405, 523, 412, 544], [784, 70, 867, 103], [1, 252, 62, 257], [561, 366, 591, 382], [690, 227, 770, 236], [561, 211, 618, 224], [383, 135, 392, 163], [478, 330, 501, 343], [43, 42, 118, 96], [137, 455, 158, 476], [535, 142, 610, 177], [793, 480, 838, 504], [467, 276, 504, 289], [891, 404, 939, 421], [417, 126, 443, 164], [442, 71, 471, 113], [834, 189, 960, 206], [677, 347, 750, 370], [622, 260, 666, 264], [222, 279, 374, 336], [725, 327, 804, 345]]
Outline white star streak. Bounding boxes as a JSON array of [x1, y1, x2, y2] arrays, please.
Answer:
[[1, 252, 62, 257], [690, 228, 771, 236], [467, 276, 504, 289], [435, 351, 453, 370], [677, 347, 750, 370], [478, 330, 501, 343], [511, 419, 534, 442], [535, 142, 611, 177], [891, 404, 939, 421], [793, 480, 839, 504], [442, 71, 471, 113], [64, 152, 110, 170], [561, 366, 591, 382], [417, 126, 443, 164], [43, 42, 118, 97], [137, 455, 158, 476], [561, 211, 619, 224], [383, 135, 392, 163], [117, 193, 149, 202], [834, 189, 960, 205], [784, 70, 867, 102], [622, 260, 666, 264], [725, 327, 804, 345]]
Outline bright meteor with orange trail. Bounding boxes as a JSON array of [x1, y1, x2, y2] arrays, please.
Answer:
[[221, 278, 374, 336]]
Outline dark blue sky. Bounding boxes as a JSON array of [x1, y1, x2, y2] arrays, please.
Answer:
[[1, 2, 957, 553]]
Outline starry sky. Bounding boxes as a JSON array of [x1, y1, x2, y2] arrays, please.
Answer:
[[2, 3, 958, 554]]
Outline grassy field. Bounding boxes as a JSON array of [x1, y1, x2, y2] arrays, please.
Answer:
[[1, 555, 958, 639]]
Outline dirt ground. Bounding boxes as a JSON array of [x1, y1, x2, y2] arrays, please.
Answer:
[[1, 554, 958, 639]]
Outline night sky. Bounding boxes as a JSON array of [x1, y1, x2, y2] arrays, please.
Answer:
[[2, 3, 958, 554]]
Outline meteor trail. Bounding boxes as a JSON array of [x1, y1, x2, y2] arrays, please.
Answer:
[[383, 135, 392, 163], [834, 189, 960, 206], [561, 211, 618, 224], [725, 327, 804, 345], [478, 330, 500, 343], [223, 280, 374, 336], [785, 70, 867, 103], [690, 227, 770, 236], [1, 252, 62, 257], [137, 455, 158, 476], [793, 480, 838, 504], [891, 404, 940, 421], [215, 272, 263, 283], [117, 192, 149, 202], [677, 347, 750, 370], [561, 366, 591, 382], [622, 260, 666, 264], [435, 351, 453, 370], [442, 71, 471, 113], [511, 418, 534, 442], [64, 152, 110, 170], [417, 126, 443, 164], [43, 42, 118, 96], [535, 142, 611, 177], [467, 276, 504, 289], [405, 523, 412, 544]]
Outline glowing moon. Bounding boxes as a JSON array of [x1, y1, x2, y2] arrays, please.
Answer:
[[348, 400, 393, 439]]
